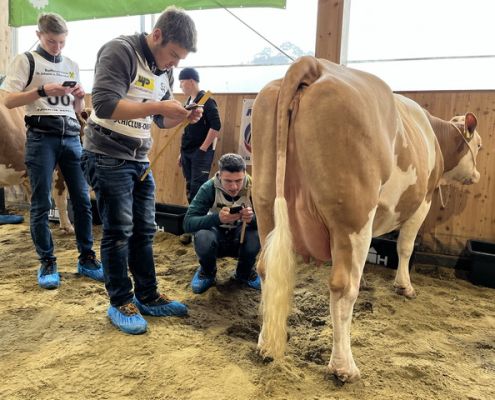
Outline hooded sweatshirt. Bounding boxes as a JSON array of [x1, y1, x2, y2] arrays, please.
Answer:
[[83, 32, 174, 162]]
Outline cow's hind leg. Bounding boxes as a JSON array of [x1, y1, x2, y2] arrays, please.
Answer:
[[327, 228, 372, 383], [328, 258, 363, 381]]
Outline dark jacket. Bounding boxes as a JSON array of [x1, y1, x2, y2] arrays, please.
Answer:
[[181, 90, 221, 152]]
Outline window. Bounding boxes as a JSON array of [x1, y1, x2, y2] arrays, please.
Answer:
[[15, 0, 317, 93], [346, 0, 495, 90]]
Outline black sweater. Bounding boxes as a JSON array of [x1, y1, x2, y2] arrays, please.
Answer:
[[181, 90, 221, 152]]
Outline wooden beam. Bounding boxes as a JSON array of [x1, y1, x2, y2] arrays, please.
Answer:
[[0, 0, 13, 73], [315, 0, 351, 64]]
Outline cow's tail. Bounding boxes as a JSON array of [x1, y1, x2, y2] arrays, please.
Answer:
[[260, 196, 296, 359], [260, 56, 323, 359]]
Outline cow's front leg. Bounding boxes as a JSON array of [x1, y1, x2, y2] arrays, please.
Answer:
[[52, 169, 74, 235], [393, 236, 415, 298], [52, 169, 74, 234], [394, 202, 430, 298], [55, 196, 74, 234]]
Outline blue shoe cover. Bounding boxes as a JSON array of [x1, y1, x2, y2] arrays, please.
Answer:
[[0, 215, 24, 225], [134, 295, 188, 317], [191, 267, 215, 294], [78, 264, 104, 281], [235, 271, 262, 291], [77, 260, 104, 281], [38, 261, 60, 289], [107, 305, 147, 335]]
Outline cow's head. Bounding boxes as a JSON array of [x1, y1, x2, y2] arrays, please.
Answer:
[[442, 113, 481, 185]]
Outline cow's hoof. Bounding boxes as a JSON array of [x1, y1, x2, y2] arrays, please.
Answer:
[[256, 345, 274, 364], [261, 354, 274, 364], [61, 227, 75, 235], [359, 276, 367, 290], [394, 285, 416, 299], [328, 365, 361, 383]]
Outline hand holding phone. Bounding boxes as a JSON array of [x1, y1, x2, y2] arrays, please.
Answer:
[[185, 104, 204, 110], [62, 81, 77, 88], [229, 204, 244, 214]]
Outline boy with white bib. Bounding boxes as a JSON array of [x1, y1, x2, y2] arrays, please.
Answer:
[[4, 13, 103, 290]]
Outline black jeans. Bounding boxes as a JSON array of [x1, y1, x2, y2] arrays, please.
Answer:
[[193, 225, 261, 279], [181, 147, 215, 203]]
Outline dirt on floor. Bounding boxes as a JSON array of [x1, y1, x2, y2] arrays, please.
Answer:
[[1, 206, 494, 400]]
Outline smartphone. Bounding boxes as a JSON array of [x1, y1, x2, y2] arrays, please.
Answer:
[[229, 204, 244, 214], [185, 104, 204, 110], [62, 81, 77, 88]]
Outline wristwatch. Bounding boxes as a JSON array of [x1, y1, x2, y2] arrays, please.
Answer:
[[37, 85, 47, 97]]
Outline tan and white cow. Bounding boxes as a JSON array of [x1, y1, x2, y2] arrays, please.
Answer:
[[0, 88, 90, 233], [251, 56, 481, 382]]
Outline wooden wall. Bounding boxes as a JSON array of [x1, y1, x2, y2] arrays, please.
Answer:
[[0, 0, 13, 74], [4, 90, 494, 255], [148, 93, 257, 206], [402, 91, 495, 254], [147, 90, 495, 256]]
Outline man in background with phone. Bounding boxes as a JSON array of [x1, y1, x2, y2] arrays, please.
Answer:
[[177, 67, 221, 244], [183, 153, 261, 294], [3, 13, 103, 290]]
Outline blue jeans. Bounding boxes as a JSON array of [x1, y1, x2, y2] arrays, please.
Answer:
[[24, 131, 95, 261], [81, 150, 159, 307], [193, 225, 261, 279], [181, 148, 214, 204]]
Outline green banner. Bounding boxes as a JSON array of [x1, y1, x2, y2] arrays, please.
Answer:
[[9, 0, 286, 27]]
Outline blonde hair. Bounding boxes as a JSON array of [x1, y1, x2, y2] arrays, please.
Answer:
[[37, 13, 68, 35]]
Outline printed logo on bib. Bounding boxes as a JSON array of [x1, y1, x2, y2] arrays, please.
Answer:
[[114, 120, 152, 131], [136, 75, 155, 90], [36, 68, 75, 80]]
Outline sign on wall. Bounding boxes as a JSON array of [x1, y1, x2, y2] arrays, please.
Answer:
[[238, 99, 254, 165]]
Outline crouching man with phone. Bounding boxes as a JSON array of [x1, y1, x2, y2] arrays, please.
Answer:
[[183, 153, 261, 293]]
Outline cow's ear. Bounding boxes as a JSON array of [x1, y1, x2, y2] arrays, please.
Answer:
[[464, 113, 477, 140], [80, 108, 91, 122]]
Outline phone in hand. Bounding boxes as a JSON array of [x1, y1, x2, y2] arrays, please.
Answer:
[[229, 204, 244, 214], [185, 104, 204, 110], [62, 81, 77, 88]]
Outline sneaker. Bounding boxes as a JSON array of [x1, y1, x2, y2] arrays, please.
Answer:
[[191, 267, 216, 294], [107, 303, 148, 335], [78, 255, 104, 281], [179, 232, 192, 245], [235, 269, 262, 291], [38, 259, 60, 289], [134, 294, 188, 317]]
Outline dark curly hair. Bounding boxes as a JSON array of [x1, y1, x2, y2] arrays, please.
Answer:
[[218, 154, 246, 173]]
